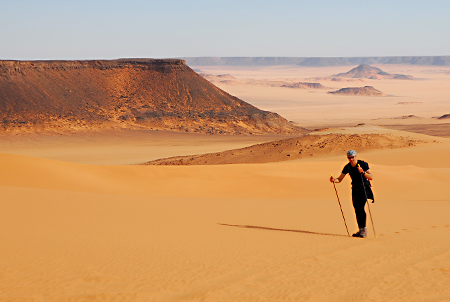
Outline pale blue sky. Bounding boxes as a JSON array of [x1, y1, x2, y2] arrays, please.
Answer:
[[1, 0, 449, 60]]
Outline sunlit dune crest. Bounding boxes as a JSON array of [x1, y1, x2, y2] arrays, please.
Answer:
[[144, 133, 428, 165]]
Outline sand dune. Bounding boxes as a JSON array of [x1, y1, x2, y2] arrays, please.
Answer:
[[1, 137, 450, 301], [1, 131, 450, 302], [0, 130, 291, 165]]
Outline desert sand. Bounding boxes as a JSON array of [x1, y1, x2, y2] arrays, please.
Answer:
[[1, 64, 450, 301]]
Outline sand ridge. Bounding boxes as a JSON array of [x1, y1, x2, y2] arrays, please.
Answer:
[[144, 133, 429, 165]]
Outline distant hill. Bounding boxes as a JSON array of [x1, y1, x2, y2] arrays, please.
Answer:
[[437, 114, 450, 119], [328, 86, 386, 96], [0, 59, 305, 135], [333, 64, 413, 79], [183, 56, 450, 66], [393, 115, 420, 119]]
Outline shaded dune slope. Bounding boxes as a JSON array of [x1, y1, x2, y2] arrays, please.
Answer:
[[0, 59, 304, 135], [144, 133, 427, 165]]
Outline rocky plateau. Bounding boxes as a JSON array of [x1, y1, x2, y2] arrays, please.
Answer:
[[0, 59, 305, 135]]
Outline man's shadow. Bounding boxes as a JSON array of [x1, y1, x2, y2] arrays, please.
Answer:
[[218, 223, 348, 237]]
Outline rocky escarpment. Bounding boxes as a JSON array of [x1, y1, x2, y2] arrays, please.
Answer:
[[0, 59, 305, 135], [328, 86, 386, 96]]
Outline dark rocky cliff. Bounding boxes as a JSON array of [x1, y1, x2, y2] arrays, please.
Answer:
[[0, 59, 305, 134]]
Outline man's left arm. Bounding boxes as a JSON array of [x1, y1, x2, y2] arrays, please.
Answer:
[[363, 169, 373, 181], [357, 162, 373, 180]]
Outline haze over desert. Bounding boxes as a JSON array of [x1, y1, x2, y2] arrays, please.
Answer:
[[1, 57, 450, 302]]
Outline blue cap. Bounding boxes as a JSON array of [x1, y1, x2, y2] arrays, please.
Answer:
[[347, 150, 357, 156]]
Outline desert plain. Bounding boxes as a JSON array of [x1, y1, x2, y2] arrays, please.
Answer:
[[1, 63, 450, 301]]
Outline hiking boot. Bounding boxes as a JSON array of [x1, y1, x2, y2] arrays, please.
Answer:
[[352, 227, 367, 238]]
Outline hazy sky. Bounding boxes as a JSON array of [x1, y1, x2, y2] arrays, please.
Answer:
[[1, 0, 449, 60]]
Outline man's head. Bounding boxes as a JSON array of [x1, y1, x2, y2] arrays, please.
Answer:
[[347, 150, 357, 164]]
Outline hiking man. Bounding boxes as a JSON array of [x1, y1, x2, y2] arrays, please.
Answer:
[[329, 150, 374, 238]]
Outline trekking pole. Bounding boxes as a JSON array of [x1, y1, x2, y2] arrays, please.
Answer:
[[330, 174, 350, 236], [358, 164, 377, 238]]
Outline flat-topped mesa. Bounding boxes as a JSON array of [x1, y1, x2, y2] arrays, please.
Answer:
[[0, 59, 305, 135]]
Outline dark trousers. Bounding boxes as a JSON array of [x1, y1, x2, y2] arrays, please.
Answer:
[[352, 187, 367, 229]]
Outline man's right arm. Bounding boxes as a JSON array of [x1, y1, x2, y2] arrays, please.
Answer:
[[330, 173, 346, 183]]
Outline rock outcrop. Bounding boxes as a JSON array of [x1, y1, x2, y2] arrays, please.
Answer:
[[328, 86, 386, 96], [0, 59, 305, 134]]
